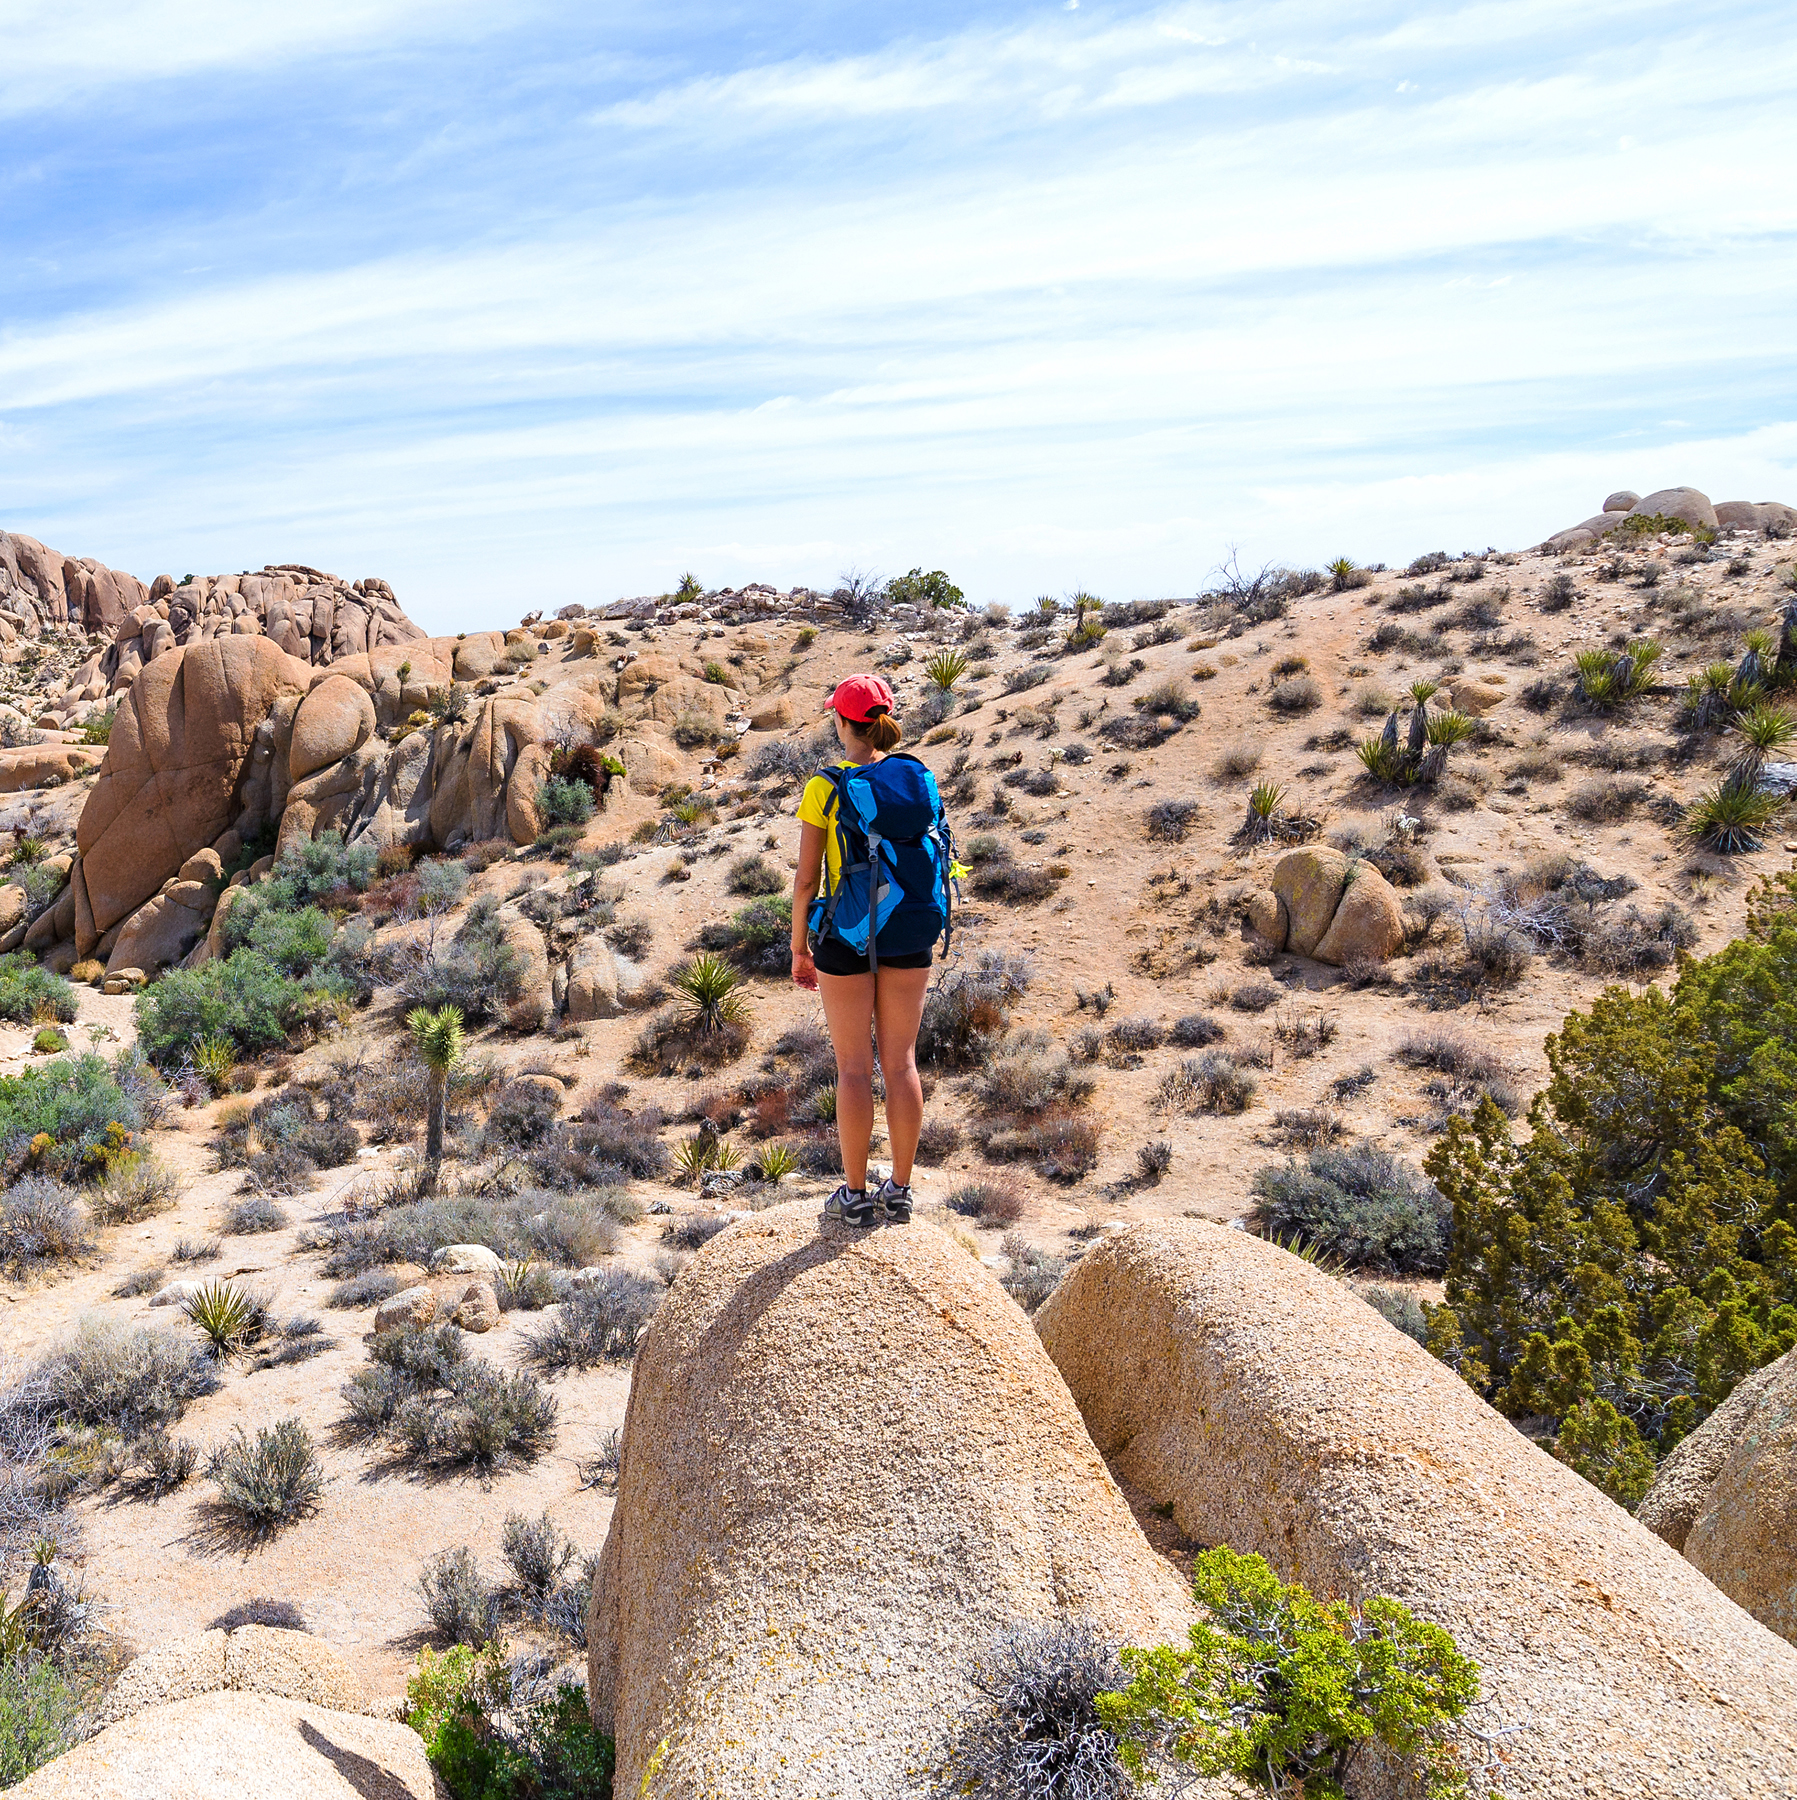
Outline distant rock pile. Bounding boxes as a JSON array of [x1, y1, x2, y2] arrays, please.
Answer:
[[0, 527, 424, 734], [1035, 1220, 1797, 1799], [1541, 484, 1797, 553]]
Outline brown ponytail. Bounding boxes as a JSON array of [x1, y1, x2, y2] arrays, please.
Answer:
[[855, 706, 903, 753]]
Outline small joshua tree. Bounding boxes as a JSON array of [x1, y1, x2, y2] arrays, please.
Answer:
[[408, 1003, 465, 1185]]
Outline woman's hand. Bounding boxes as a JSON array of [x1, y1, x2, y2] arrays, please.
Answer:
[[792, 947, 819, 991]]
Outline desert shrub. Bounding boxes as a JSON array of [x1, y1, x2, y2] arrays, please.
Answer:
[[0, 1054, 142, 1182], [1136, 1139, 1173, 1185], [127, 1427, 198, 1496], [205, 1418, 322, 1541], [87, 1152, 182, 1226], [481, 1079, 561, 1153], [1356, 1283, 1429, 1342], [948, 1179, 1026, 1229], [535, 777, 595, 829], [978, 1031, 1093, 1114], [1424, 872, 1797, 1493], [1581, 901, 1698, 975], [971, 859, 1057, 905], [319, 1190, 623, 1276], [697, 895, 792, 973], [136, 952, 341, 1068], [916, 1116, 964, 1161], [1396, 1028, 1502, 1084], [525, 1273, 661, 1372], [354, 1332, 558, 1472], [500, 1509, 575, 1601], [0, 1651, 86, 1789], [1229, 980, 1281, 1014], [221, 894, 335, 977], [31, 1319, 217, 1437], [1251, 1142, 1450, 1275], [1268, 673, 1322, 714], [1001, 1108, 1102, 1182], [224, 1196, 288, 1235], [1100, 1548, 1479, 1796], [1001, 1236, 1066, 1312], [0, 1176, 90, 1272], [328, 1269, 401, 1309], [917, 953, 1031, 1069], [395, 902, 524, 1022], [1145, 799, 1200, 842], [568, 1097, 670, 1178], [1167, 1013, 1225, 1048], [1568, 776, 1651, 822], [728, 853, 784, 896], [0, 957, 75, 1027], [417, 1545, 501, 1647], [1156, 1052, 1256, 1115]]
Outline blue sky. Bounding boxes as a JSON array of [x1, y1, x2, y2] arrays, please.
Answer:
[[1, 0, 1794, 630]]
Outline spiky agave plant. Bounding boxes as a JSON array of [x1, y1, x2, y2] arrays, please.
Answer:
[[671, 952, 750, 1033], [1423, 709, 1475, 747], [1356, 739, 1409, 784], [182, 1280, 261, 1359], [1248, 779, 1286, 821], [1731, 703, 1797, 778], [924, 648, 969, 692], [752, 1143, 799, 1182], [1684, 775, 1784, 854], [193, 1034, 235, 1098]]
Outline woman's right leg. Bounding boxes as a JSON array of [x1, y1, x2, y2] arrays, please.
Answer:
[[816, 970, 876, 1190]]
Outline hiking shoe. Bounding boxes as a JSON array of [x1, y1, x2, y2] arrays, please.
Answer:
[[825, 1184, 878, 1228], [876, 1178, 913, 1224]]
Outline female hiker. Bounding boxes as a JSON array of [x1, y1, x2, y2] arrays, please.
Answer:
[[791, 674, 957, 1228]]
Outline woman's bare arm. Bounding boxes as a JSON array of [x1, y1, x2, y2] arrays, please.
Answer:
[[791, 820, 826, 989]]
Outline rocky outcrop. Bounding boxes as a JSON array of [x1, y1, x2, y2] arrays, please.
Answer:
[[1312, 862, 1404, 965], [1638, 1346, 1797, 1645], [588, 1203, 1197, 1799], [1261, 848, 1402, 966], [75, 636, 311, 947], [1542, 487, 1794, 551], [93, 1625, 365, 1728], [1035, 1221, 1797, 1800], [1637, 1350, 1790, 1553], [11, 1691, 438, 1800]]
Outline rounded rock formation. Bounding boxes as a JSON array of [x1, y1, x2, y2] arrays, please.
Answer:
[[1312, 862, 1404, 966], [1653, 1347, 1797, 1645], [1034, 1220, 1797, 1799], [288, 675, 377, 781], [1604, 489, 1641, 512], [1270, 846, 1349, 958], [11, 1691, 434, 1800], [587, 1202, 1197, 1799], [1627, 485, 1718, 532]]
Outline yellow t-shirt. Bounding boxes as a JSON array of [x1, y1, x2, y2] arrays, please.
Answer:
[[797, 760, 861, 892]]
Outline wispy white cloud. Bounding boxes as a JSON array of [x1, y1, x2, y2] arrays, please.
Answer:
[[0, 0, 1792, 623]]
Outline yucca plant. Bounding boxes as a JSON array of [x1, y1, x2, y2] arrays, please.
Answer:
[[1685, 661, 1742, 728], [193, 1034, 235, 1098], [1033, 595, 1059, 617], [709, 1139, 743, 1173], [671, 953, 750, 1033], [1356, 738, 1409, 783], [1424, 709, 1474, 747], [752, 1143, 800, 1182], [407, 1003, 465, 1180], [1732, 704, 1797, 775], [1406, 679, 1439, 705], [1327, 556, 1359, 592], [1574, 649, 1619, 704], [1744, 627, 1778, 658], [674, 1135, 717, 1179], [1684, 775, 1784, 854], [182, 1280, 261, 1359], [924, 649, 969, 692], [671, 799, 707, 826], [1248, 780, 1286, 820]]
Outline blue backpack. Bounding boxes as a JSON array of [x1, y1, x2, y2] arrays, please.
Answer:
[[808, 753, 957, 970]]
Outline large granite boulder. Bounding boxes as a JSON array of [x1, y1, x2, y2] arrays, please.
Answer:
[[1270, 846, 1349, 958], [1627, 485, 1718, 532], [1312, 861, 1404, 966], [76, 636, 312, 943], [588, 1204, 1196, 1799], [1035, 1221, 1797, 1798], [11, 1692, 436, 1800]]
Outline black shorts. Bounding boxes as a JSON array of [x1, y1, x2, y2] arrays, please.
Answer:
[[811, 936, 934, 976]]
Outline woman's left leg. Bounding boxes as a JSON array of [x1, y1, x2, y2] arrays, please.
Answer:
[[816, 970, 877, 1190], [873, 964, 932, 1186]]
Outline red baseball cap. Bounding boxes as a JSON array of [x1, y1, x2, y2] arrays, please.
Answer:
[[828, 674, 895, 723]]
